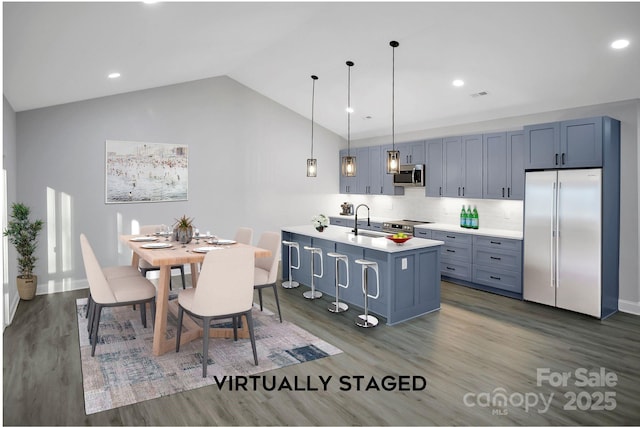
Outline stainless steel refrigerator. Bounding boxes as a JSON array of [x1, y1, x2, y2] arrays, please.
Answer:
[[523, 169, 604, 317]]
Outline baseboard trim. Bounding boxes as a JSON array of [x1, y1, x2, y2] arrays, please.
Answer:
[[619, 299, 640, 316]]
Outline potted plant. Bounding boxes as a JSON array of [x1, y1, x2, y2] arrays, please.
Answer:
[[312, 214, 329, 232], [173, 214, 194, 244], [3, 203, 44, 300]]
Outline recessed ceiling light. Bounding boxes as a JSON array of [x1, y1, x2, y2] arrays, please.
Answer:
[[611, 39, 630, 49], [346, 107, 354, 113], [108, 72, 121, 79], [452, 79, 465, 87]]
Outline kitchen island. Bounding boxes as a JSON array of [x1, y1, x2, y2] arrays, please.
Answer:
[[281, 225, 444, 325]]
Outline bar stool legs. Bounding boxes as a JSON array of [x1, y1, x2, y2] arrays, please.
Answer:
[[327, 252, 349, 313], [355, 259, 380, 328], [302, 246, 323, 299], [281, 240, 300, 289]]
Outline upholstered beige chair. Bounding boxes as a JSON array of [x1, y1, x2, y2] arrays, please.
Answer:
[[80, 234, 157, 356], [85, 265, 140, 319], [139, 225, 186, 289], [253, 231, 282, 322], [234, 227, 253, 245], [175, 246, 258, 377]]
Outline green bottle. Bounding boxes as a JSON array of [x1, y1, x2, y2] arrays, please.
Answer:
[[460, 206, 466, 228], [471, 206, 479, 229]]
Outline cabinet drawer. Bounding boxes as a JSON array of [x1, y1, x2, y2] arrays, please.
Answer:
[[369, 221, 384, 232], [472, 265, 522, 294], [330, 217, 354, 228], [473, 247, 522, 272], [432, 230, 473, 245], [441, 260, 472, 281], [473, 235, 522, 253], [440, 243, 472, 264], [414, 229, 432, 239]]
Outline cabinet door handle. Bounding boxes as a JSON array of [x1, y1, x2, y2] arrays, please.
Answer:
[[502, 187, 505, 197], [458, 187, 461, 196], [446, 266, 456, 271], [439, 186, 442, 196], [490, 256, 502, 260], [446, 249, 456, 253], [490, 275, 501, 280], [490, 241, 501, 245], [555, 153, 559, 165], [508, 187, 511, 198], [562, 153, 566, 165], [462, 187, 465, 196], [446, 235, 456, 239]]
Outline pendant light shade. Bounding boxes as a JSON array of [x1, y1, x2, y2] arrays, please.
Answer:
[[386, 41, 400, 174], [306, 75, 319, 177], [341, 61, 356, 177]]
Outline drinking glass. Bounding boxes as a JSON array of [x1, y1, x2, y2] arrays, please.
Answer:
[[165, 224, 172, 241], [194, 228, 200, 243]]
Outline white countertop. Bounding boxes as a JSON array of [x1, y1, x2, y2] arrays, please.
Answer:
[[414, 223, 523, 240], [282, 225, 444, 253]]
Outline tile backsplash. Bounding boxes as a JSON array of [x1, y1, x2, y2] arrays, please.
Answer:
[[337, 187, 524, 231]]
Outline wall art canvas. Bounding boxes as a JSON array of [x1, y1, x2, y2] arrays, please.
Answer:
[[105, 140, 188, 203]]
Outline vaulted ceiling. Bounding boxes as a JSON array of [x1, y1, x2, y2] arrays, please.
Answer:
[[4, 2, 640, 139]]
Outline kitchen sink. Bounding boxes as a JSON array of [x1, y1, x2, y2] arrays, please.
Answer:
[[348, 230, 387, 238]]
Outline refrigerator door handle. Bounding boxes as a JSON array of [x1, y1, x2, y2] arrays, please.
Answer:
[[551, 181, 556, 287], [556, 181, 561, 288]]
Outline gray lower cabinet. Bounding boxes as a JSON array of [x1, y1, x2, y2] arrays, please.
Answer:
[[415, 230, 523, 298], [329, 216, 354, 228]]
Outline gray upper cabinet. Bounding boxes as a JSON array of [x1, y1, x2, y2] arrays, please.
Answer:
[[355, 147, 372, 194], [483, 131, 524, 200], [443, 135, 483, 198], [340, 146, 403, 195], [561, 117, 603, 168], [425, 138, 443, 197], [524, 117, 604, 170], [396, 140, 426, 164]]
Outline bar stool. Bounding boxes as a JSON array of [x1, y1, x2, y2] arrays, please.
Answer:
[[302, 246, 323, 299], [326, 252, 349, 313], [354, 259, 380, 328], [281, 240, 300, 289]]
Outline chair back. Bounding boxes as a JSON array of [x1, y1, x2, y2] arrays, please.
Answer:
[[80, 234, 116, 304], [190, 247, 255, 316], [234, 227, 253, 245], [255, 231, 281, 284]]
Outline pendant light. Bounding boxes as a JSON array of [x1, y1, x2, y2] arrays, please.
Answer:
[[341, 61, 356, 177], [386, 41, 400, 174], [306, 75, 319, 177]]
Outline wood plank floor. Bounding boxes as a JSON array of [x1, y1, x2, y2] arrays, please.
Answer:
[[4, 276, 640, 425]]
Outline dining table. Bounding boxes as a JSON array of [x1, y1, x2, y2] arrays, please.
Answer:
[[120, 234, 271, 356]]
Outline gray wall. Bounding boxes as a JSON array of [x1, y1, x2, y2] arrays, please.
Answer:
[[356, 99, 640, 312], [13, 76, 343, 294], [3, 96, 19, 326]]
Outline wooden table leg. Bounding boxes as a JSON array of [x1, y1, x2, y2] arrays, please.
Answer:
[[190, 262, 200, 288], [152, 265, 171, 356]]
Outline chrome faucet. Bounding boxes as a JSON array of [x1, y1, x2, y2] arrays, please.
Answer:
[[353, 204, 370, 236]]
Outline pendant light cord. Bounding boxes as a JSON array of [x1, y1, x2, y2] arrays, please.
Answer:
[[311, 75, 317, 158], [390, 41, 398, 150], [346, 61, 353, 156]]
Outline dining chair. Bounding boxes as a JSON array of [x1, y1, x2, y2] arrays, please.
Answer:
[[139, 224, 186, 290], [175, 246, 258, 377], [80, 233, 157, 356], [86, 265, 141, 319], [234, 227, 253, 245], [253, 231, 282, 322]]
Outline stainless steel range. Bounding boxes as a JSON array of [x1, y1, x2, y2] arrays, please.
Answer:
[[382, 219, 433, 234]]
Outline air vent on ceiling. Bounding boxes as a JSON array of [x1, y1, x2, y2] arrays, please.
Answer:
[[470, 91, 489, 98]]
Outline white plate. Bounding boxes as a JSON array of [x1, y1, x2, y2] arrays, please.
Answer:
[[193, 246, 224, 253], [213, 239, 236, 245], [130, 236, 159, 242], [141, 242, 173, 249]]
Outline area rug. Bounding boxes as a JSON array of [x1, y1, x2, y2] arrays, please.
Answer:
[[75, 298, 342, 415]]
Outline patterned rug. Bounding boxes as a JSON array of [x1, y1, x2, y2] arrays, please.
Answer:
[[75, 298, 342, 415]]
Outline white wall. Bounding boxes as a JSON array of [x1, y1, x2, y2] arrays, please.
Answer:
[[13, 76, 344, 294], [3, 96, 19, 326], [355, 99, 640, 313]]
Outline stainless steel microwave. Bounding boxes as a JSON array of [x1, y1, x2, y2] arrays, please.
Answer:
[[393, 164, 425, 187]]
